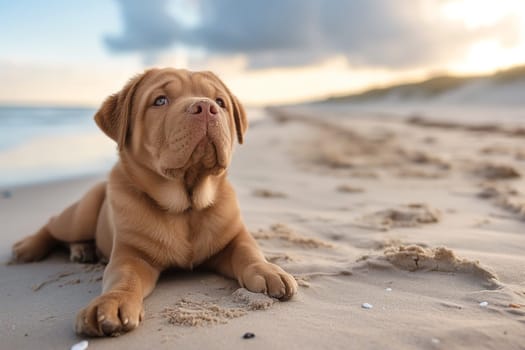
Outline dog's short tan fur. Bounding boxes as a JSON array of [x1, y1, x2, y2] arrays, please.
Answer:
[[12, 68, 297, 337]]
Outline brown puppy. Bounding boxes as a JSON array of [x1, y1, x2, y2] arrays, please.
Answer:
[[12, 68, 297, 337]]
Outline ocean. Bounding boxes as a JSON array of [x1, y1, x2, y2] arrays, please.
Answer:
[[0, 106, 119, 187], [0, 106, 265, 187]]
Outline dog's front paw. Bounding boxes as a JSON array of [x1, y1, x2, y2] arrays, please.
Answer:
[[75, 292, 144, 337], [241, 262, 298, 300]]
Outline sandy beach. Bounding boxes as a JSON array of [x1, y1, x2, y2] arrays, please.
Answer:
[[1, 105, 525, 349]]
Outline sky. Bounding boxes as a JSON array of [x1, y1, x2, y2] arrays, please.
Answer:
[[1, 0, 524, 106]]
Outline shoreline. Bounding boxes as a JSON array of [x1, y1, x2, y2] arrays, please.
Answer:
[[0, 172, 107, 192]]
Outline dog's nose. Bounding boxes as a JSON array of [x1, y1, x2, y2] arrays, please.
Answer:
[[189, 100, 218, 117]]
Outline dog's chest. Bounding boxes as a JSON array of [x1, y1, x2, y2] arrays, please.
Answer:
[[147, 210, 230, 269]]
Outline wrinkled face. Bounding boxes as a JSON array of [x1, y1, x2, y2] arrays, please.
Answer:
[[95, 68, 247, 182]]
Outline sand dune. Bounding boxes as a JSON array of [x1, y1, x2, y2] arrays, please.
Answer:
[[1, 106, 525, 349]]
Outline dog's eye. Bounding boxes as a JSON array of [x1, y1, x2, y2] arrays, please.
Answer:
[[215, 97, 225, 108], [153, 96, 168, 106]]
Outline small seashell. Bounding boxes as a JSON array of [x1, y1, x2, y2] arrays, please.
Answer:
[[479, 301, 489, 307], [71, 340, 88, 350], [362, 303, 373, 309], [385, 288, 392, 292]]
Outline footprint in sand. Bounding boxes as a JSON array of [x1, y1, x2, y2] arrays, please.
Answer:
[[252, 223, 333, 248], [384, 245, 498, 284], [336, 184, 365, 193], [356, 244, 500, 289], [478, 182, 519, 199], [161, 289, 275, 327], [474, 163, 521, 180], [252, 188, 287, 198], [369, 245, 525, 318], [357, 203, 440, 231], [396, 167, 447, 179], [477, 182, 525, 219]]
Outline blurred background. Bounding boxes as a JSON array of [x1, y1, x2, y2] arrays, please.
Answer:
[[1, 0, 524, 186]]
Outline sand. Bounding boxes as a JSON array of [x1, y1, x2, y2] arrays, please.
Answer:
[[1, 105, 525, 349]]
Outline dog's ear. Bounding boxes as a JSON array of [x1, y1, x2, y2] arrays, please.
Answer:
[[229, 92, 248, 144], [205, 71, 248, 144], [94, 72, 147, 150]]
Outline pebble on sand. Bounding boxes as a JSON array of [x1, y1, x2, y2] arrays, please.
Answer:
[[242, 332, 255, 339], [479, 301, 489, 307], [362, 303, 373, 309], [385, 288, 392, 292]]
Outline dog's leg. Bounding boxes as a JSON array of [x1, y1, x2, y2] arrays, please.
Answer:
[[207, 229, 297, 300], [75, 248, 160, 337], [46, 181, 106, 242], [12, 226, 58, 262], [12, 182, 106, 263]]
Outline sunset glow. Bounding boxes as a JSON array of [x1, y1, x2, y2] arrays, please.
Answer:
[[441, 0, 525, 74], [0, 0, 524, 106]]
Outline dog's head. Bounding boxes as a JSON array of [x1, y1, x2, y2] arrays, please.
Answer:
[[95, 68, 247, 184]]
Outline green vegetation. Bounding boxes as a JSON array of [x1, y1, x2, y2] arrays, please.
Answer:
[[325, 64, 525, 103], [492, 65, 525, 83]]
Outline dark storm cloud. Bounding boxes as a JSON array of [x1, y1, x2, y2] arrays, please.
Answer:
[[105, 0, 518, 68], [105, 0, 180, 52]]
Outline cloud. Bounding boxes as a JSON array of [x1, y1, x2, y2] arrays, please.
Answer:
[[105, 0, 521, 69], [105, 0, 180, 53]]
